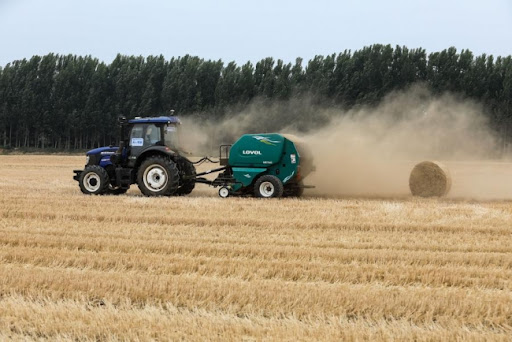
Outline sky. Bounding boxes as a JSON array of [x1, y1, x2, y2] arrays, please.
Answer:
[[0, 0, 511, 66]]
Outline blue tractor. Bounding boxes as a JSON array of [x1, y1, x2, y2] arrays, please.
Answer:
[[73, 115, 196, 196]]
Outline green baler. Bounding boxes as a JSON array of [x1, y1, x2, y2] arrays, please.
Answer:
[[196, 133, 314, 198]]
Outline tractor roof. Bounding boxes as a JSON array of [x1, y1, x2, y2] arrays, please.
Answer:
[[128, 116, 181, 124]]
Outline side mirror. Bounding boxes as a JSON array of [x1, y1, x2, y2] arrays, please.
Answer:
[[118, 116, 127, 125]]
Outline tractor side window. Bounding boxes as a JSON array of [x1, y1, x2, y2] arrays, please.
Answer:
[[145, 124, 161, 145], [164, 124, 179, 148]]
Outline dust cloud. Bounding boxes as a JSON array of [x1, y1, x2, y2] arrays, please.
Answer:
[[180, 85, 512, 200]]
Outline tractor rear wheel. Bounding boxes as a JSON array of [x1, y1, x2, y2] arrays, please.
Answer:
[[176, 159, 196, 196], [254, 175, 284, 198], [137, 156, 179, 196], [79, 165, 110, 195]]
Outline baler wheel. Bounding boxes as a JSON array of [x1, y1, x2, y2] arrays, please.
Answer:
[[79, 165, 110, 195], [137, 156, 179, 196], [254, 175, 284, 198], [218, 187, 230, 198]]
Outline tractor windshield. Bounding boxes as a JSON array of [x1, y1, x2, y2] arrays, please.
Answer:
[[129, 124, 162, 147], [164, 124, 180, 149]]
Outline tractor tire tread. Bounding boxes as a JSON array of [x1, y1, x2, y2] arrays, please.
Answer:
[[176, 159, 196, 196], [137, 156, 180, 196]]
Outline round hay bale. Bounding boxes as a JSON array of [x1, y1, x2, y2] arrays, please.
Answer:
[[409, 161, 452, 197]]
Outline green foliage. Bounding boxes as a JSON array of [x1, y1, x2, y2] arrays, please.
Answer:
[[0, 45, 511, 150]]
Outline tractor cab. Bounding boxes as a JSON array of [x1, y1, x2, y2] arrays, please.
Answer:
[[126, 116, 181, 155], [121, 116, 182, 169]]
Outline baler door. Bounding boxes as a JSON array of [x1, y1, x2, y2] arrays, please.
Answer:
[[219, 145, 231, 166]]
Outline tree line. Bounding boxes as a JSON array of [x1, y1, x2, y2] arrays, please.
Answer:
[[0, 44, 511, 150]]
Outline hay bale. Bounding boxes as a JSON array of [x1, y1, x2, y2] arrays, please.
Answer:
[[409, 161, 452, 197]]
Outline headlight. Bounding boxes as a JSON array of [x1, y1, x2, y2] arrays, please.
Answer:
[[85, 155, 90, 165]]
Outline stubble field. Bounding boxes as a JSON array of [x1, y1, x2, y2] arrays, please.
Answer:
[[1, 155, 512, 341]]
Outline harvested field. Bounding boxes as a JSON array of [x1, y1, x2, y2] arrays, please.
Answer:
[[1, 155, 512, 341]]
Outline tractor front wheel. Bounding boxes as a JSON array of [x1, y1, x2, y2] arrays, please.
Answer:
[[137, 156, 179, 196], [79, 165, 110, 195], [254, 175, 284, 198]]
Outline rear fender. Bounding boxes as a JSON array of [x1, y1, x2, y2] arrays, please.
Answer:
[[132, 146, 177, 168]]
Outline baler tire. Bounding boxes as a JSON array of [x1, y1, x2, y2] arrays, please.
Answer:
[[218, 187, 230, 198], [79, 165, 110, 195], [137, 156, 179, 196], [176, 159, 196, 196], [254, 175, 284, 198]]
